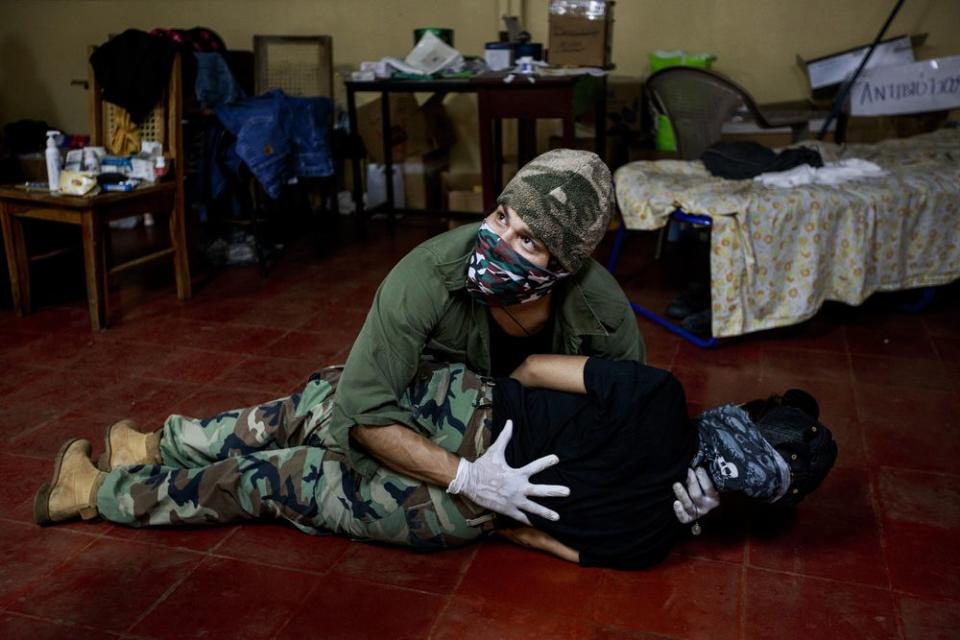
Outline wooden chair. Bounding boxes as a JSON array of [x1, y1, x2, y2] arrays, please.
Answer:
[[0, 52, 190, 330]]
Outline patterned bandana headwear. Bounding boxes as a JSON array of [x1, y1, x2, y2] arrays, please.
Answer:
[[465, 223, 569, 306], [691, 404, 791, 502]]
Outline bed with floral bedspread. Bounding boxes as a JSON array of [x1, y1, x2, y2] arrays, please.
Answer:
[[614, 129, 960, 338]]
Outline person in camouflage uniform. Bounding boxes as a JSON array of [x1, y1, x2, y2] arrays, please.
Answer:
[[33, 354, 837, 568], [34, 363, 498, 549]]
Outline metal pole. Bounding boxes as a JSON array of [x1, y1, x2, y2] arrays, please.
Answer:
[[817, 0, 907, 141]]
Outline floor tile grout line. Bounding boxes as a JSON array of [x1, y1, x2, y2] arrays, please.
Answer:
[[195, 548, 350, 578], [846, 345, 900, 593], [424, 545, 481, 639], [424, 593, 454, 640], [866, 437, 907, 640], [874, 464, 960, 481], [0, 608, 128, 637], [0, 527, 103, 612], [121, 551, 210, 635], [204, 524, 240, 555], [742, 561, 896, 593], [321, 564, 474, 600], [737, 561, 748, 640], [0, 515, 106, 537], [887, 586, 960, 604], [267, 578, 328, 640]]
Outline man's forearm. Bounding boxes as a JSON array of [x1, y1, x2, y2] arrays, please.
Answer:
[[510, 355, 588, 393], [351, 423, 460, 487]]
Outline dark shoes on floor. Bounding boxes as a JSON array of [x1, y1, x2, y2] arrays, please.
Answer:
[[666, 282, 710, 319], [667, 282, 713, 337], [742, 389, 821, 423]]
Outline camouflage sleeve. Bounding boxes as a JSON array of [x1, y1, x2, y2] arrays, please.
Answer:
[[330, 248, 448, 477]]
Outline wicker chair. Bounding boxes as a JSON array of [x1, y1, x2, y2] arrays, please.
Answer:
[[645, 67, 811, 160]]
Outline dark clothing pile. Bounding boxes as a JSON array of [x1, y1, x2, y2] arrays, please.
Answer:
[[701, 141, 823, 180], [492, 358, 698, 570], [149, 27, 226, 53], [90, 28, 240, 123], [89, 29, 179, 123]]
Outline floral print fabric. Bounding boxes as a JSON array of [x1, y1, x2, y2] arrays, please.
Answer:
[[614, 130, 960, 337]]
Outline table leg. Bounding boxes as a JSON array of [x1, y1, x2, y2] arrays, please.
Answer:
[[595, 77, 607, 160], [561, 114, 575, 149], [80, 210, 107, 330], [493, 117, 503, 195], [170, 195, 191, 301], [0, 205, 31, 316], [518, 118, 536, 166], [478, 90, 497, 213], [381, 91, 396, 230], [346, 85, 366, 238]]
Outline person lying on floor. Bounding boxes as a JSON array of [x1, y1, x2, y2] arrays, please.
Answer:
[[34, 355, 837, 570]]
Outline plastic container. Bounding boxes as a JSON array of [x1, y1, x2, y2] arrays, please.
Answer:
[[649, 51, 716, 151], [45, 130, 61, 191], [515, 42, 544, 61]]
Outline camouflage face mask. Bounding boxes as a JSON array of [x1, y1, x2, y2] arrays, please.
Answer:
[[465, 223, 568, 307]]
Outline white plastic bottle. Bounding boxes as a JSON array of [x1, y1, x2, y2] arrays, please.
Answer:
[[45, 130, 61, 192]]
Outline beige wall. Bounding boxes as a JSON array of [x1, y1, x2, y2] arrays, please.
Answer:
[[1, 0, 957, 168]]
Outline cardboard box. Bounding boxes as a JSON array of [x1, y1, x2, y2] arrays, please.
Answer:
[[419, 94, 457, 149], [356, 93, 455, 163], [356, 94, 423, 163], [442, 172, 484, 214], [402, 148, 449, 210], [796, 33, 927, 100], [548, 2, 614, 68]]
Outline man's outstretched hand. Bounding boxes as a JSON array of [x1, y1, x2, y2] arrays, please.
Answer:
[[673, 467, 719, 524], [447, 419, 570, 525]]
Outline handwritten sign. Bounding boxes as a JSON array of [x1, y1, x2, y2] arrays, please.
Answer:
[[852, 55, 960, 116]]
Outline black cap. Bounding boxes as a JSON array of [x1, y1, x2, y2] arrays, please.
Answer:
[[755, 405, 838, 507]]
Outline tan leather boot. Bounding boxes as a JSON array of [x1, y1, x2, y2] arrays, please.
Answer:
[[34, 439, 104, 525], [98, 419, 162, 471]]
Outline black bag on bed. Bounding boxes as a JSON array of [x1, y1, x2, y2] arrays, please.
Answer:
[[701, 141, 823, 180]]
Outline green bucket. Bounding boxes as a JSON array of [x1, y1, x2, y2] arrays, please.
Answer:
[[649, 51, 716, 151], [414, 28, 454, 47]]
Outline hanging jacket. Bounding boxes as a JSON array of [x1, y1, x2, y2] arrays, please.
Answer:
[[89, 29, 178, 123]]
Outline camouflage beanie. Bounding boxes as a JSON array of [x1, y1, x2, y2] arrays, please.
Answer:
[[496, 149, 613, 273]]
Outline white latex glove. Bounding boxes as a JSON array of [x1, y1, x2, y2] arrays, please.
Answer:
[[672, 467, 720, 524], [447, 419, 570, 525]]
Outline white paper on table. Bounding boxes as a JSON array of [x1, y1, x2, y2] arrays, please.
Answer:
[[404, 32, 462, 75]]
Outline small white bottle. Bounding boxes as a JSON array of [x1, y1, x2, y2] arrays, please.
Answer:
[[45, 130, 61, 192]]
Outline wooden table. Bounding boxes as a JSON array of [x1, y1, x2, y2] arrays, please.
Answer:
[[345, 72, 606, 222], [0, 183, 190, 330]]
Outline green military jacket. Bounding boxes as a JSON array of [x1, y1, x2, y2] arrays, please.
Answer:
[[332, 221, 644, 476]]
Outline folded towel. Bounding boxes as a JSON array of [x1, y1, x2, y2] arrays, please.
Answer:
[[754, 158, 887, 188]]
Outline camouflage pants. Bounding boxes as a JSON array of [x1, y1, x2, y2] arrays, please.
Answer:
[[95, 363, 495, 550]]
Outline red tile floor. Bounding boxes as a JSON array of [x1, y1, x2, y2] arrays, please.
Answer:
[[1, 220, 959, 639]]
